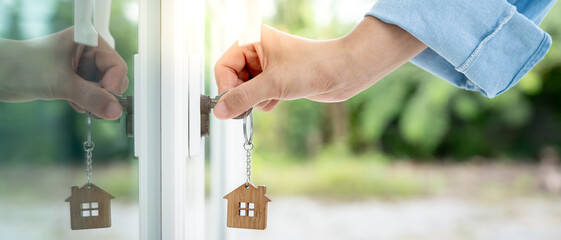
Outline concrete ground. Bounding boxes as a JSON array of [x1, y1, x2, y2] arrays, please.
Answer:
[[1, 196, 561, 240], [247, 196, 561, 240]]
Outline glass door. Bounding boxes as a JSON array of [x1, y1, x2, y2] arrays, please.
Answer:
[[1, 1, 235, 239], [0, 0, 139, 239]]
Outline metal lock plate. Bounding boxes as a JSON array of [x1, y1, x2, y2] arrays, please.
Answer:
[[200, 94, 212, 137], [88, 90, 134, 137]]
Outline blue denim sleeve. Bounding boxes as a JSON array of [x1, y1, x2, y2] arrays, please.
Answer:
[[366, 0, 555, 98]]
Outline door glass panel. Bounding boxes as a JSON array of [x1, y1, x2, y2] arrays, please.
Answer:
[[0, 0, 138, 239]]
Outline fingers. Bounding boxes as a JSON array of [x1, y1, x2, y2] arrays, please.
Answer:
[[94, 47, 129, 94], [256, 99, 279, 112], [66, 74, 123, 120], [214, 42, 263, 94], [255, 99, 272, 109], [215, 43, 249, 94], [213, 73, 277, 119], [68, 101, 85, 113]]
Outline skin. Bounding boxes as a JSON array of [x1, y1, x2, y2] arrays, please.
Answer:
[[213, 16, 427, 119], [0, 27, 128, 120]]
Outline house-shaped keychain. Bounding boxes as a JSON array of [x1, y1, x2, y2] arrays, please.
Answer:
[[65, 184, 115, 230], [223, 182, 272, 230]]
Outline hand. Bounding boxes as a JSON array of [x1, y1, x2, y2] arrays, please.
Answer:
[[0, 27, 128, 120], [213, 16, 427, 119]]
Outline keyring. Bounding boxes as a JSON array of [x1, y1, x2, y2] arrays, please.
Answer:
[[243, 110, 253, 144], [83, 141, 95, 151]]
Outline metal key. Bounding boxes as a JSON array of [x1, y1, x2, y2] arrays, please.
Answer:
[[200, 90, 253, 137]]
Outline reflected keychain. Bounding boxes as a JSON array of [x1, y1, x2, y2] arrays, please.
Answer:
[[223, 111, 272, 230], [65, 114, 115, 230]]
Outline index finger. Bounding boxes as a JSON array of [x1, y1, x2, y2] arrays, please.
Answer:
[[214, 42, 248, 94], [214, 42, 263, 94], [94, 38, 129, 95]]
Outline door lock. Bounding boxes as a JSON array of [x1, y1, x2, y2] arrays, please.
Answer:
[[112, 93, 134, 138], [200, 91, 252, 137], [88, 90, 134, 137]]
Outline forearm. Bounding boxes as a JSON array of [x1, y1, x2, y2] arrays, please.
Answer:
[[0, 39, 30, 102], [338, 16, 427, 95], [256, 18, 426, 102], [0, 37, 60, 102]]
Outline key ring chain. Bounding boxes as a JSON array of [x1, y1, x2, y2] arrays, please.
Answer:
[[224, 107, 272, 230], [83, 114, 95, 189], [243, 110, 254, 143], [243, 110, 254, 188], [66, 112, 115, 230]]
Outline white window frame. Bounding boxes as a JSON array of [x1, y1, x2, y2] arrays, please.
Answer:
[[135, 0, 248, 239], [208, 1, 253, 240], [136, 0, 205, 239]]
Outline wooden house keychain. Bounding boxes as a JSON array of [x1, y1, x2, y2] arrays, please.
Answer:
[[223, 110, 272, 230], [65, 114, 115, 230]]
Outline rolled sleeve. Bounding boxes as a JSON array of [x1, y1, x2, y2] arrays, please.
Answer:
[[512, 0, 557, 24], [367, 0, 553, 98]]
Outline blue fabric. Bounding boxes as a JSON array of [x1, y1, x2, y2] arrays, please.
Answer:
[[366, 0, 556, 98]]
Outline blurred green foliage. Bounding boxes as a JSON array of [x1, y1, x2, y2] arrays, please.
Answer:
[[252, 147, 445, 198]]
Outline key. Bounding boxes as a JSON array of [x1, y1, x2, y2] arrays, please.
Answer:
[[88, 90, 134, 137], [200, 90, 253, 137]]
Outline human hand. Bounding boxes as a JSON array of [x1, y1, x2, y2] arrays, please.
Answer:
[[0, 27, 128, 120], [213, 16, 426, 119]]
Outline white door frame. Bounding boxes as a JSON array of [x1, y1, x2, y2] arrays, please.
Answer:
[[136, 0, 206, 239], [135, 0, 253, 239], [135, 0, 162, 239], [207, 1, 252, 240]]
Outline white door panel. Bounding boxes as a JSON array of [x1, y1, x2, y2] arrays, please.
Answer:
[[136, 0, 258, 239], [136, 0, 161, 239], [136, 0, 205, 239], [207, 1, 257, 239]]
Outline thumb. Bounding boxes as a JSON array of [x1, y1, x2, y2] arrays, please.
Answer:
[[68, 75, 123, 120], [213, 75, 276, 119]]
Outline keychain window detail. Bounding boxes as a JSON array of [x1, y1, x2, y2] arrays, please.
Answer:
[[239, 202, 256, 217], [81, 202, 100, 217]]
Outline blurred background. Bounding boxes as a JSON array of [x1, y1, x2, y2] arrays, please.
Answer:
[[1, 0, 561, 239]]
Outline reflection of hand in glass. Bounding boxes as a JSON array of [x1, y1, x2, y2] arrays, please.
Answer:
[[0, 27, 128, 120]]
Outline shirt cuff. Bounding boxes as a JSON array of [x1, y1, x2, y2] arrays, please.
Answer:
[[366, 0, 552, 98]]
